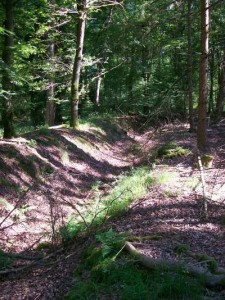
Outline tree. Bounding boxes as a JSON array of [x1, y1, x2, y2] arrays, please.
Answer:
[[187, 0, 194, 132], [1, 0, 15, 138], [215, 47, 225, 123], [70, 0, 123, 128], [45, 0, 56, 126], [70, 0, 87, 128], [197, 0, 210, 150]]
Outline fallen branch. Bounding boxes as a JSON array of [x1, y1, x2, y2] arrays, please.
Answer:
[[124, 241, 225, 288], [0, 248, 63, 275]]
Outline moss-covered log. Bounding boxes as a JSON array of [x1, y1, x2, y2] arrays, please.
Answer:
[[124, 242, 225, 288]]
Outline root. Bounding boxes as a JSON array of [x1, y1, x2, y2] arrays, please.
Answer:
[[124, 241, 225, 288]]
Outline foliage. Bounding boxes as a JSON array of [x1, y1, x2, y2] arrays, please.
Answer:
[[0, 0, 224, 133], [174, 243, 189, 255], [95, 228, 125, 258], [196, 254, 218, 274], [27, 139, 37, 148], [66, 230, 204, 300], [157, 141, 191, 159], [59, 167, 153, 243], [0, 249, 14, 271]]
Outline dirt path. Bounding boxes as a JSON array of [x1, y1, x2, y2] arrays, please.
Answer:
[[109, 123, 225, 299], [1, 121, 225, 299]]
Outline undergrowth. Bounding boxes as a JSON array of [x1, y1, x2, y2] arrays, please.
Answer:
[[0, 249, 14, 271], [157, 141, 191, 159], [66, 230, 204, 300], [60, 167, 153, 243]]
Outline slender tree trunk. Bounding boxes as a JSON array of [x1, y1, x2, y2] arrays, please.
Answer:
[[127, 48, 136, 103], [208, 49, 214, 114], [95, 74, 102, 107], [197, 0, 210, 150], [70, 1, 87, 128], [1, 0, 15, 139], [187, 0, 194, 132], [45, 0, 56, 126], [215, 48, 225, 123]]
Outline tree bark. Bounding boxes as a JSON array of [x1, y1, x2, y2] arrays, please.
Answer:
[[197, 0, 210, 150], [1, 0, 15, 139], [215, 48, 225, 123], [70, 1, 87, 128], [45, 0, 56, 127], [187, 0, 194, 132]]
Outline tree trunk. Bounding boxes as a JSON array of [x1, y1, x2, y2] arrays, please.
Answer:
[[70, 1, 87, 128], [1, 0, 15, 139], [45, 0, 56, 127], [215, 48, 225, 123], [95, 74, 102, 107], [197, 0, 210, 150], [208, 49, 214, 114], [187, 0, 194, 132]]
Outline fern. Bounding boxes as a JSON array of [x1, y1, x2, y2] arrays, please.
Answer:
[[96, 229, 124, 258]]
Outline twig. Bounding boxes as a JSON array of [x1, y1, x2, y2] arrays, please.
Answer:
[[112, 244, 126, 261], [0, 186, 31, 229], [0, 248, 63, 275]]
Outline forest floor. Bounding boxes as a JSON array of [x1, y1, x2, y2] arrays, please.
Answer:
[[0, 119, 225, 299]]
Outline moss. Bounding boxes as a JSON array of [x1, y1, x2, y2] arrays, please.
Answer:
[[157, 141, 191, 159], [201, 154, 214, 168]]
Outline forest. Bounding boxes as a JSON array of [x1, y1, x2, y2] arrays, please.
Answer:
[[0, 0, 225, 299]]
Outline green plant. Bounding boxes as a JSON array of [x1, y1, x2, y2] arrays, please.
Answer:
[[0, 178, 20, 192], [155, 171, 179, 185], [0, 249, 14, 271], [96, 229, 125, 258], [0, 178, 12, 188], [38, 126, 51, 136], [66, 249, 204, 300], [196, 254, 218, 273], [59, 217, 83, 243], [201, 154, 214, 168], [164, 190, 180, 197], [0, 197, 13, 211], [174, 244, 189, 255], [127, 144, 142, 155], [59, 167, 153, 243], [42, 165, 54, 176], [27, 139, 37, 147], [36, 242, 53, 251], [157, 141, 191, 159]]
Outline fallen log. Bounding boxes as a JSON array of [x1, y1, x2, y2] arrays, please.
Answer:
[[124, 241, 225, 288]]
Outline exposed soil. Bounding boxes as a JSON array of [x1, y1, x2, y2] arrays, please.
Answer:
[[1, 120, 225, 299]]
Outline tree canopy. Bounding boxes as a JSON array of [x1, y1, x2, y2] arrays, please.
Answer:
[[0, 0, 224, 145]]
